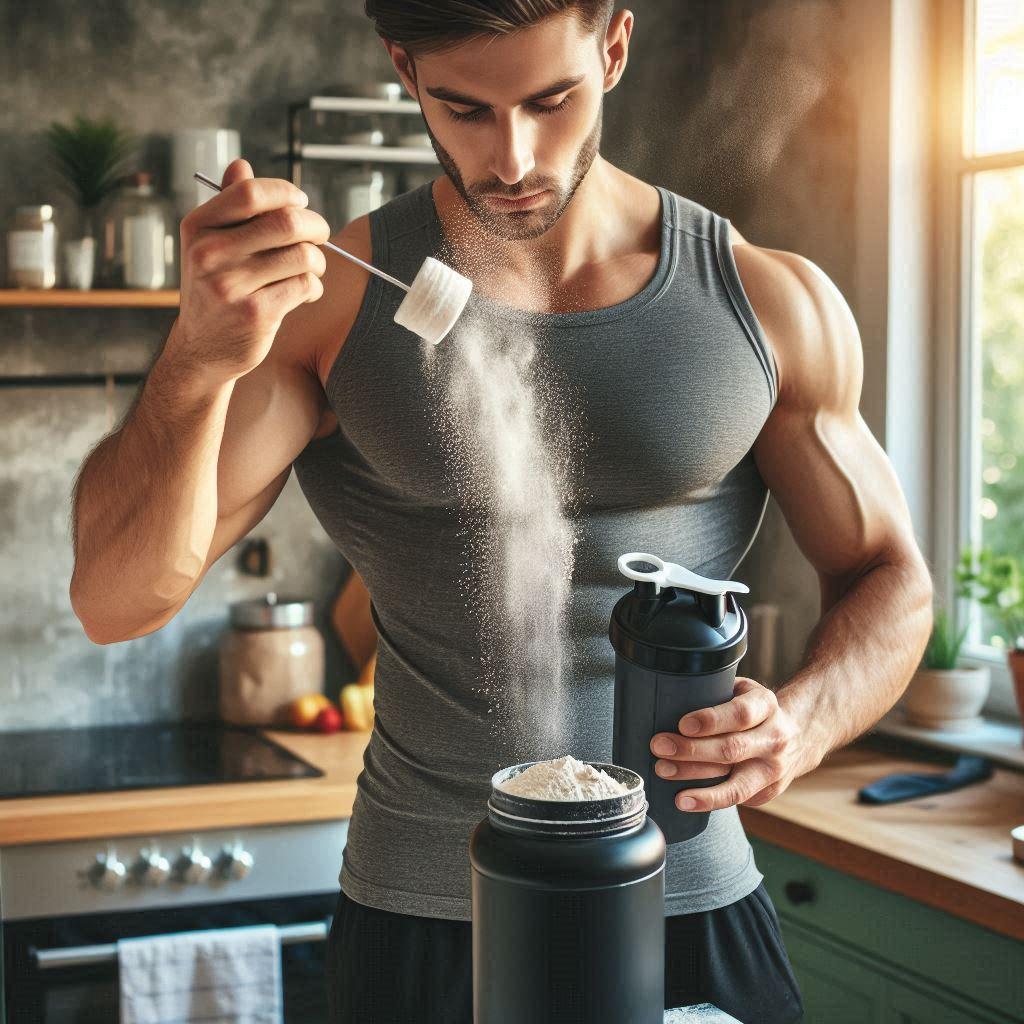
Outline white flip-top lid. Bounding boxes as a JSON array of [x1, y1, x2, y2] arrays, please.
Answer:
[[617, 552, 750, 597]]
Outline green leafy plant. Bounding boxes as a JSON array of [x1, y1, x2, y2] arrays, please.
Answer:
[[955, 546, 1024, 651], [44, 115, 136, 220], [921, 607, 969, 670]]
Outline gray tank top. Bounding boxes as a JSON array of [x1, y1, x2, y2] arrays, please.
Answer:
[[294, 182, 777, 920]]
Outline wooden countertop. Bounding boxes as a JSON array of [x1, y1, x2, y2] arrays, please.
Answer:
[[739, 735, 1024, 942], [0, 730, 371, 847], [2, 726, 1021, 941]]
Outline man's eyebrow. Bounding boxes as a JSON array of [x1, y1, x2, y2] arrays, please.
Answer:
[[425, 75, 585, 108]]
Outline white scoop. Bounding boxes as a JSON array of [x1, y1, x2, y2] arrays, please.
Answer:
[[193, 172, 472, 345]]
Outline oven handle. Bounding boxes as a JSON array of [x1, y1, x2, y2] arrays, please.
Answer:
[[31, 918, 330, 970]]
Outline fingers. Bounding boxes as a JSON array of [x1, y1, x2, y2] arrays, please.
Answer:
[[247, 270, 325, 325], [221, 158, 254, 189], [185, 175, 310, 232], [675, 677, 776, 737], [232, 205, 331, 258], [203, 242, 328, 303], [653, 759, 729, 781], [189, 208, 332, 278], [672, 759, 776, 812]]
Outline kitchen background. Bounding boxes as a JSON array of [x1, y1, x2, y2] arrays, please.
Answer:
[[1, 0, 928, 729]]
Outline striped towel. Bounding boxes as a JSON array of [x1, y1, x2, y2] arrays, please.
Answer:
[[118, 924, 282, 1024]]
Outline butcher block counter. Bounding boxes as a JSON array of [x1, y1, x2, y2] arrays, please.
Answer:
[[1, 729, 1021, 940], [0, 729, 372, 847]]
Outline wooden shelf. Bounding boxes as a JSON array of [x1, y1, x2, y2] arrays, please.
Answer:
[[0, 289, 179, 308]]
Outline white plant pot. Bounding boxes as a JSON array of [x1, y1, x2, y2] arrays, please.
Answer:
[[62, 237, 95, 290], [900, 666, 991, 731]]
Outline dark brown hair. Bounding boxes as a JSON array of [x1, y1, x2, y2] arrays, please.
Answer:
[[364, 0, 615, 55]]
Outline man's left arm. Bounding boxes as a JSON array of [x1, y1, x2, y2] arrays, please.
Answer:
[[649, 244, 934, 812]]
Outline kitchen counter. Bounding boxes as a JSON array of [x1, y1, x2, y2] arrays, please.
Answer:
[[0, 729, 371, 847], [2, 727, 1021, 942], [738, 734, 1024, 942]]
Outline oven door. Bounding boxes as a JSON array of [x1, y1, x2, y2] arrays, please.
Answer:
[[4, 891, 339, 1024]]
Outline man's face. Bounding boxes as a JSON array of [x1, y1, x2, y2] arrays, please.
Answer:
[[396, 14, 611, 241]]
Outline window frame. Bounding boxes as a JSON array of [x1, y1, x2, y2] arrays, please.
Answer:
[[933, 0, 1023, 718]]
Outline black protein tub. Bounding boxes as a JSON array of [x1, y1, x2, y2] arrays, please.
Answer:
[[470, 761, 667, 1024]]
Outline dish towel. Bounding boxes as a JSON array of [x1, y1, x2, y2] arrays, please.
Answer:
[[857, 754, 993, 804], [118, 924, 282, 1024]]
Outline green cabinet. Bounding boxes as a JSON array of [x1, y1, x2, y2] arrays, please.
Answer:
[[750, 838, 1023, 1024], [783, 924, 885, 1022]]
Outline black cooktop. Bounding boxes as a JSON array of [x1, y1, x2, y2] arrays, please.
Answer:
[[0, 722, 323, 799]]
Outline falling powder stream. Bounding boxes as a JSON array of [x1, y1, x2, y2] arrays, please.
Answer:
[[424, 308, 580, 757]]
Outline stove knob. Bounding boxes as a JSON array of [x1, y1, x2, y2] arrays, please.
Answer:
[[89, 848, 127, 891], [134, 847, 172, 887], [175, 843, 213, 884], [217, 843, 255, 881]]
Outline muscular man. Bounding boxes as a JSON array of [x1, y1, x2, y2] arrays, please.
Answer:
[[70, 3, 932, 1021]]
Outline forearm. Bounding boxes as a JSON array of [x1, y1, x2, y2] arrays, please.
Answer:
[[70, 320, 235, 642], [775, 549, 933, 775]]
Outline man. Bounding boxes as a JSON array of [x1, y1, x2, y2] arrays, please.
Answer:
[[69, 2, 933, 1022]]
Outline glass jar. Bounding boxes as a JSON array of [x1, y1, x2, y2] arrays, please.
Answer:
[[98, 172, 177, 289], [218, 593, 326, 726], [6, 205, 58, 289], [339, 164, 396, 222]]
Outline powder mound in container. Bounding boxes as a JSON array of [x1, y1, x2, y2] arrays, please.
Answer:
[[498, 755, 631, 801]]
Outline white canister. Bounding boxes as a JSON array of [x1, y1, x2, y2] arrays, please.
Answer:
[[218, 593, 326, 726], [171, 128, 241, 217], [7, 205, 58, 288]]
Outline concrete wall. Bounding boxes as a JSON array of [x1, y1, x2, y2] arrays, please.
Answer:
[[0, 0, 890, 729]]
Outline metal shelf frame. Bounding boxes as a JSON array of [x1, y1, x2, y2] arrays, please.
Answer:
[[286, 95, 437, 186]]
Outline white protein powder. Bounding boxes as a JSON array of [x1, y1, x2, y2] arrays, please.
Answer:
[[424, 307, 581, 757], [498, 755, 631, 801]]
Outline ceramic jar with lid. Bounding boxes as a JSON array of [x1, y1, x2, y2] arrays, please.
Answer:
[[218, 593, 325, 726]]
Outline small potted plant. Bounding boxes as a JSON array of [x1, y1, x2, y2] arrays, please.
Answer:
[[900, 606, 990, 730], [44, 115, 136, 289], [956, 546, 1024, 725]]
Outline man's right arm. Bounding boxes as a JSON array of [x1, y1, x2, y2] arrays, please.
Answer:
[[70, 160, 370, 644]]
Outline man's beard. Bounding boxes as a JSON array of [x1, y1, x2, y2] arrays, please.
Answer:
[[424, 107, 602, 242]]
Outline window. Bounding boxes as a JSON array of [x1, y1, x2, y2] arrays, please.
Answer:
[[958, 0, 1024, 664]]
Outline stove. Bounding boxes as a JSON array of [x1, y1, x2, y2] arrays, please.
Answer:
[[0, 721, 322, 799], [0, 722, 342, 1023]]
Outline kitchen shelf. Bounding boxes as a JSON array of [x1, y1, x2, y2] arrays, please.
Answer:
[[287, 92, 437, 186], [286, 143, 437, 165], [0, 289, 179, 308], [306, 96, 420, 114]]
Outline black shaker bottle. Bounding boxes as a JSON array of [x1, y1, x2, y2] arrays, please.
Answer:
[[470, 762, 666, 1024], [609, 552, 749, 844]]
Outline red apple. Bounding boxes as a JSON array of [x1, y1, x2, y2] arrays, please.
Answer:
[[313, 705, 343, 734]]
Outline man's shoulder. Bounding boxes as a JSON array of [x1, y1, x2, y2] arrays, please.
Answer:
[[267, 214, 374, 398], [731, 241, 862, 409]]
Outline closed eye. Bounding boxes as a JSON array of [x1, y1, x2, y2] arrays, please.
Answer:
[[446, 93, 575, 123]]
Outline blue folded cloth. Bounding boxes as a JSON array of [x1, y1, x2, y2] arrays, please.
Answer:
[[858, 754, 993, 804]]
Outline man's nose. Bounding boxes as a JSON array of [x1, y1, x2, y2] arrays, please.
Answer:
[[489, 112, 536, 186]]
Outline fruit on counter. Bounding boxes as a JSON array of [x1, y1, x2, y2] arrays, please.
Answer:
[[341, 681, 375, 731], [313, 704, 344, 734], [287, 692, 333, 729]]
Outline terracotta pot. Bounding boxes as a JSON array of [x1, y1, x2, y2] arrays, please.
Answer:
[[1008, 650, 1024, 737], [900, 666, 991, 731]]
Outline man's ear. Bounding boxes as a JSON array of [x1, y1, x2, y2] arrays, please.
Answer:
[[384, 41, 418, 101], [603, 10, 634, 92]]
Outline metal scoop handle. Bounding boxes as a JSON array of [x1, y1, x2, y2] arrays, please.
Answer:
[[192, 171, 410, 293]]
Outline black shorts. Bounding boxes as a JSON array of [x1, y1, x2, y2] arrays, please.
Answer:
[[325, 882, 804, 1023]]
